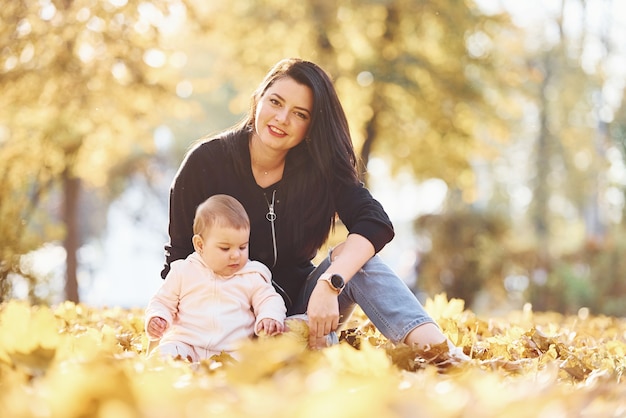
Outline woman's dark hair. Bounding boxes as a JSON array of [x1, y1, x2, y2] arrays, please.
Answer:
[[231, 58, 360, 257]]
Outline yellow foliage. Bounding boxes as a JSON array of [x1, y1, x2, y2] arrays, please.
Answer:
[[1, 294, 626, 418], [424, 292, 466, 320], [0, 301, 60, 370]]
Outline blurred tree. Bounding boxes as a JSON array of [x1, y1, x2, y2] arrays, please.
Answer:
[[0, 0, 188, 302], [463, 0, 626, 312], [611, 102, 626, 222], [183, 0, 516, 188], [516, 0, 620, 310], [177, 0, 525, 302], [526, 20, 605, 264], [414, 210, 510, 308]]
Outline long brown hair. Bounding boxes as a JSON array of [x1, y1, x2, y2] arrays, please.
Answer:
[[231, 58, 361, 257]]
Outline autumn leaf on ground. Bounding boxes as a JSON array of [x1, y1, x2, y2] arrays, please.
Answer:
[[2, 295, 626, 418], [224, 331, 316, 384], [424, 293, 466, 320]]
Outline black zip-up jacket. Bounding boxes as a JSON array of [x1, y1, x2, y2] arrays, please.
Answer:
[[162, 130, 394, 312]]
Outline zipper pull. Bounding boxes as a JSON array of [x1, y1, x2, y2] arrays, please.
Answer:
[[266, 205, 276, 222]]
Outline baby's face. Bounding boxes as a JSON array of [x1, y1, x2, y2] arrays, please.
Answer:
[[197, 225, 250, 276]]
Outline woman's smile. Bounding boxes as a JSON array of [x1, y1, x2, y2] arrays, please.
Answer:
[[268, 124, 287, 136]]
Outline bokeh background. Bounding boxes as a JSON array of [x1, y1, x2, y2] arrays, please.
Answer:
[[2, 0, 626, 316]]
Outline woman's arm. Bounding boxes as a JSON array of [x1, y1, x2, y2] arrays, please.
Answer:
[[304, 180, 394, 348], [333, 182, 395, 253], [318, 233, 375, 281], [305, 233, 375, 348]]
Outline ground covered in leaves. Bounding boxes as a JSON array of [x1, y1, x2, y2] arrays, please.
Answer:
[[1, 294, 625, 418]]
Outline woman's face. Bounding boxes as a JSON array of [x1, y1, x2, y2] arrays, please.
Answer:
[[253, 76, 313, 152]]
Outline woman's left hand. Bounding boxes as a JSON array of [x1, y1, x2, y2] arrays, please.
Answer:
[[305, 234, 376, 349], [306, 283, 340, 349]]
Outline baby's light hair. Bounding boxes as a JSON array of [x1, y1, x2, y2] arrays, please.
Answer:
[[193, 194, 250, 235]]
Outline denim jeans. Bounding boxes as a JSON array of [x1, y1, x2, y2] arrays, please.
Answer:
[[291, 252, 436, 344]]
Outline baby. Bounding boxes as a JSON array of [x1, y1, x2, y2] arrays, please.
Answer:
[[145, 194, 286, 361]]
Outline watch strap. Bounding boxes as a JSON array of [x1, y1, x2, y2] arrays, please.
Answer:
[[318, 273, 344, 294]]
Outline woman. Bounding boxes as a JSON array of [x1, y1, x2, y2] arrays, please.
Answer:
[[162, 58, 463, 355]]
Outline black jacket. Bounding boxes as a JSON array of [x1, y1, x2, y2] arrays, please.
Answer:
[[162, 130, 394, 310]]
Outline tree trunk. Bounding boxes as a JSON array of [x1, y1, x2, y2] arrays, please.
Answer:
[[360, 114, 377, 186], [63, 170, 80, 302], [534, 55, 551, 264]]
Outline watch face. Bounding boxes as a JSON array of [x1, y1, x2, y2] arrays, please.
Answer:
[[330, 274, 344, 289]]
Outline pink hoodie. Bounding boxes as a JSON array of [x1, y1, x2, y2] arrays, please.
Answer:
[[145, 252, 286, 356]]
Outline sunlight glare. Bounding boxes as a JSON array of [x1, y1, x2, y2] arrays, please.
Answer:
[[39, 2, 56, 21], [176, 80, 193, 98], [111, 61, 131, 84], [86, 16, 106, 33], [573, 151, 591, 171], [19, 43, 34, 64], [153, 125, 173, 152], [369, 158, 448, 221], [4, 56, 17, 71], [77, 43, 96, 63], [143, 49, 166, 68], [357, 71, 373, 87], [509, 185, 532, 208], [16, 19, 32, 37], [76, 8, 90, 22], [138, 2, 164, 27], [108, 0, 128, 7]]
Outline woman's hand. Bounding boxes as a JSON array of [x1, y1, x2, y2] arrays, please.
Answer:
[[305, 234, 376, 349], [306, 282, 340, 349]]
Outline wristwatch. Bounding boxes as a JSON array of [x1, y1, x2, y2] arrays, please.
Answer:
[[318, 273, 345, 294]]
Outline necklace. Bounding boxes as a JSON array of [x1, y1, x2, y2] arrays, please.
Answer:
[[253, 162, 271, 175], [256, 164, 274, 176], [249, 135, 286, 176], [252, 156, 284, 176]]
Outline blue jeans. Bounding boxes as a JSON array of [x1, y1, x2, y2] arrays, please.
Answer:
[[292, 253, 436, 344]]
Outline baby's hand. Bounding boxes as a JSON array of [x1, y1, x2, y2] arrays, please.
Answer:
[[257, 318, 285, 336], [147, 316, 168, 339]]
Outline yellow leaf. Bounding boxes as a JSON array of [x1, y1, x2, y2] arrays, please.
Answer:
[[322, 342, 393, 378], [424, 293, 466, 321], [225, 333, 313, 384], [0, 301, 60, 367]]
